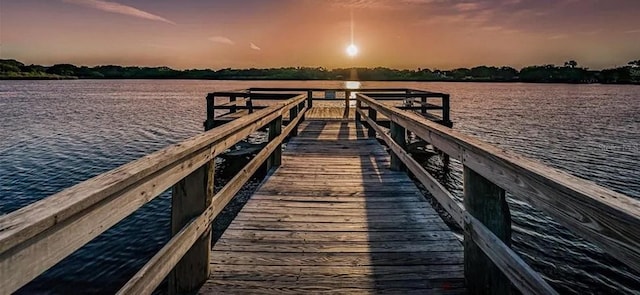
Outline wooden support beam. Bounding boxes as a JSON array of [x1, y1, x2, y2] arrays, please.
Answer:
[[464, 213, 557, 295], [358, 107, 464, 226], [169, 163, 214, 295], [357, 92, 640, 275], [205, 94, 215, 130], [247, 99, 254, 114], [117, 105, 307, 295], [267, 116, 283, 170], [443, 94, 451, 126], [289, 107, 298, 137], [355, 100, 362, 123], [464, 166, 511, 295], [307, 90, 313, 108], [368, 109, 377, 138], [229, 95, 237, 113], [298, 101, 305, 121], [390, 122, 406, 172], [344, 91, 351, 119]]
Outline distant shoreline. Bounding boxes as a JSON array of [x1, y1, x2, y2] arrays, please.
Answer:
[[1, 77, 639, 85], [2, 58, 639, 85]]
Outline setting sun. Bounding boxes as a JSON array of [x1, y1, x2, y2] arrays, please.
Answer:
[[346, 44, 358, 57]]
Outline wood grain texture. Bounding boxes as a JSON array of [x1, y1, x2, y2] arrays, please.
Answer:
[[390, 121, 407, 172], [464, 214, 557, 295], [358, 108, 464, 227], [200, 120, 464, 294], [169, 164, 213, 294], [357, 92, 640, 273], [0, 95, 306, 294], [118, 104, 308, 295], [267, 115, 283, 170], [463, 166, 511, 295]]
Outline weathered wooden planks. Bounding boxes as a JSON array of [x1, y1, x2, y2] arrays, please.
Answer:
[[358, 92, 640, 275], [200, 120, 464, 294], [0, 96, 308, 295], [118, 102, 306, 294]]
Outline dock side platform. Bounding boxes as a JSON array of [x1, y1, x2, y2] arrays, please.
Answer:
[[199, 120, 464, 294]]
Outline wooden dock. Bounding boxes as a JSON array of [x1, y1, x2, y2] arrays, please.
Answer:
[[199, 121, 464, 294], [2, 87, 639, 295]]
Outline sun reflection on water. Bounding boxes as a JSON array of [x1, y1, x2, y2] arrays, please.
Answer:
[[345, 81, 361, 89]]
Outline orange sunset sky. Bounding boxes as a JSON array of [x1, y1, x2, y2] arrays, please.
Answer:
[[1, 0, 639, 70]]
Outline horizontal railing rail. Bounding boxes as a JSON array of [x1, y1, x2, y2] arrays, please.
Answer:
[[248, 87, 436, 93], [208, 88, 451, 127], [0, 94, 307, 295], [356, 92, 640, 294]]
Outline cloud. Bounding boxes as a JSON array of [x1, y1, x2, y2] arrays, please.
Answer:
[[327, 0, 443, 9], [250, 42, 261, 50], [209, 36, 235, 45], [455, 3, 481, 11], [625, 29, 640, 34], [62, 0, 175, 24], [549, 34, 568, 40], [580, 29, 603, 35]]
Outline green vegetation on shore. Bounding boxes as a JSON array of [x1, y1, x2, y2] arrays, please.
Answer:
[[1, 59, 639, 84]]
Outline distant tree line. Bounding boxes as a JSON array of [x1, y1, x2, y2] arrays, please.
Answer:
[[1, 59, 639, 84]]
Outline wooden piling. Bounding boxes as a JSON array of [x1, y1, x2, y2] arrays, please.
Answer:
[[463, 166, 511, 295], [229, 95, 237, 113], [247, 98, 254, 114], [443, 94, 451, 126], [390, 121, 407, 172], [289, 107, 298, 137], [368, 108, 377, 137], [169, 163, 214, 295], [344, 91, 351, 119], [205, 93, 215, 130], [267, 116, 283, 170], [298, 101, 305, 121]]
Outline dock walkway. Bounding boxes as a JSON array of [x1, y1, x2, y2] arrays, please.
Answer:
[[4, 88, 635, 295], [199, 120, 464, 294]]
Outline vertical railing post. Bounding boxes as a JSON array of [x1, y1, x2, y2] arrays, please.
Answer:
[[405, 89, 412, 111], [368, 108, 377, 138], [344, 90, 351, 119], [170, 109, 217, 294], [204, 93, 215, 130], [298, 101, 305, 121], [390, 121, 407, 171], [229, 94, 237, 113], [267, 115, 283, 170], [169, 164, 214, 294], [443, 94, 451, 127], [307, 90, 313, 109], [463, 166, 511, 295], [355, 99, 362, 124], [247, 98, 254, 114], [421, 96, 427, 114], [289, 105, 298, 137]]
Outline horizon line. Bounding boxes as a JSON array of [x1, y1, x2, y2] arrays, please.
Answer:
[[2, 57, 637, 71]]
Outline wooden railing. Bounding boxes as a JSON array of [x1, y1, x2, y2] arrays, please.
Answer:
[[4, 87, 635, 294], [207, 88, 451, 127], [0, 94, 307, 295], [356, 93, 640, 295]]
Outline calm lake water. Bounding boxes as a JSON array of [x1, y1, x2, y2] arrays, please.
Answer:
[[1, 80, 639, 294]]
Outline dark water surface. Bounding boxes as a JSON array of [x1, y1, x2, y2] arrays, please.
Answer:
[[1, 80, 638, 294]]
